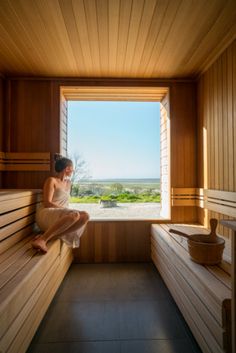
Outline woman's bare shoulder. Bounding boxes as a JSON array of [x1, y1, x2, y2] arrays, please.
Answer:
[[44, 176, 57, 186]]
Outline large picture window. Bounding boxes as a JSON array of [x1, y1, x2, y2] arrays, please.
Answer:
[[60, 86, 170, 220]]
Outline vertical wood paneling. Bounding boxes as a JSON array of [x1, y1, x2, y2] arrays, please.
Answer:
[[0, 77, 4, 187], [170, 82, 198, 223], [2, 79, 60, 188], [234, 41, 236, 193], [73, 220, 151, 263], [227, 44, 234, 191], [197, 40, 236, 236]]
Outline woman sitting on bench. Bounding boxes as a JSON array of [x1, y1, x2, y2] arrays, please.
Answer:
[[31, 154, 89, 253]]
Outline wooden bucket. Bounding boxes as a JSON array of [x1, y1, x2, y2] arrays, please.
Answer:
[[187, 238, 225, 265]]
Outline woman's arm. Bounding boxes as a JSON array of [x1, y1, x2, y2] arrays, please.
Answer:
[[43, 177, 61, 208]]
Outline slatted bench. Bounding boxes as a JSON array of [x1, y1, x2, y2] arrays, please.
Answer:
[[0, 189, 73, 353], [151, 223, 231, 353]]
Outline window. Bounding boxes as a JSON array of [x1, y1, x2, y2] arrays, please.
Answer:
[[60, 86, 170, 220]]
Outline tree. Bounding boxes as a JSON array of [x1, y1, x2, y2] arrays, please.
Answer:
[[69, 153, 91, 184], [111, 183, 123, 194]]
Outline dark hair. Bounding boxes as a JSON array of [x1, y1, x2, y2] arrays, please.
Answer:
[[54, 154, 73, 173]]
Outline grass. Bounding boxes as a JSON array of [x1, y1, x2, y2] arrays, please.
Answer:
[[70, 193, 160, 204]]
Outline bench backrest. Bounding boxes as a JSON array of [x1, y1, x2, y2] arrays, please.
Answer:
[[172, 188, 236, 237], [0, 189, 42, 254]]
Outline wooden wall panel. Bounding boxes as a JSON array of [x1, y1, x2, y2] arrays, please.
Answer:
[[73, 220, 152, 263], [0, 77, 4, 187], [2, 80, 60, 188], [197, 40, 236, 236], [170, 82, 198, 222]]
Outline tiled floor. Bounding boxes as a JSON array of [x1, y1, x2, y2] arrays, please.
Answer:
[[27, 263, 202, 353]]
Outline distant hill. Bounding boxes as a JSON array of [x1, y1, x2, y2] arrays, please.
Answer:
[[79, 178, 160, 184]]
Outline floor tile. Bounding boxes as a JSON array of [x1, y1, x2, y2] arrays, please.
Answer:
[[28, 341, 121, 353], [120, 338, 202, 353], [27, 264, 202, 353], [32, 299, 187, 343], [54, 263, 172, 302]]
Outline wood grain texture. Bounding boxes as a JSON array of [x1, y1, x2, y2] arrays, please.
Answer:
[[0, 77, 4, 187], [170, 82, 198, 222], [73, 220, 152, 263], [151, 224, 231, 353], [197, 40, 236, 235], [0, 0, 236, 78], [0, 189, 73, 353]]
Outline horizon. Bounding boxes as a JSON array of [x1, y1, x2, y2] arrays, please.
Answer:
[[80, 177, 160, 181]]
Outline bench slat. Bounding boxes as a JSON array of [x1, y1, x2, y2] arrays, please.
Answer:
[[151, 234, 223, 326], [0, 248, 37, 290], [0, 215, 35, 242], [0, 255, 60, 352], [0, 194, 41, 214], [0, 189, 41, 202], [0, 240, 60, 338], [152, 225, 231, 301], [151, 242, 225, 346], [164, 225, 231, 275], [0, 236, 32, 264], [1, 204, 39, 228], [152, 251, 224, 353], [0, 225, 34, 255], [6, 252, 73, 353], [0, 239, 33, 274]]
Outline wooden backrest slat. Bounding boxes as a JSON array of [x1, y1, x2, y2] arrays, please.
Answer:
[[0, 190, 42, 252], [0, 194, 42, 214], [171, 188, 236, 218], [0, 189, 41, 202], [0, 215, 35, 242], [1, 204, 38, 228]]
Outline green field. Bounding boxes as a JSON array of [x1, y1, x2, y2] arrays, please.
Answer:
[[70, 178, 160, 204]]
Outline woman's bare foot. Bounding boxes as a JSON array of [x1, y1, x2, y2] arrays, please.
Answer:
[[31, 237, 48, 253]]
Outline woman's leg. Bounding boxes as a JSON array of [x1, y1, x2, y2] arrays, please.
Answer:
[[54, 211, 89, 239], [32, 211, 82, 253]]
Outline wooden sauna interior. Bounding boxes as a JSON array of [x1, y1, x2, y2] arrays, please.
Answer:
[[0, 1, 235, 353]]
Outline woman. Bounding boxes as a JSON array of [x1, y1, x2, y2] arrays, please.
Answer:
[[31, 155, 89, 253]]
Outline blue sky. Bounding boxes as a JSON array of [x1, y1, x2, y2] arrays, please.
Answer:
[[68, 101, 160, 179]]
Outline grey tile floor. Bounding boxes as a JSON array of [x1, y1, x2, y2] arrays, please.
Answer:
[[27, 263, 202, 353]]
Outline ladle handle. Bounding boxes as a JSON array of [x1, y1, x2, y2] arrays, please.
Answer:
[[210, 218, 218, 238], [169, 228, 190, 238]]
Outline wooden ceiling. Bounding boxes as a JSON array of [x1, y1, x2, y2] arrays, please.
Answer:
[[0, 0, 236, 79]]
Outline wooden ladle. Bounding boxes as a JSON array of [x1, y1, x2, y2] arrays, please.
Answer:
[[169, 218, 220, 243]]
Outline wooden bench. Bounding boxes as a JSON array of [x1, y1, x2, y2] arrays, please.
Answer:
[[0, 189, 73, 353], [151, 188, 236, 353], [151, 223, 231, 353]]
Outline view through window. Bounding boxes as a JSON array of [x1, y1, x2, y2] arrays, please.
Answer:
[[68, 101, 161, 219]]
